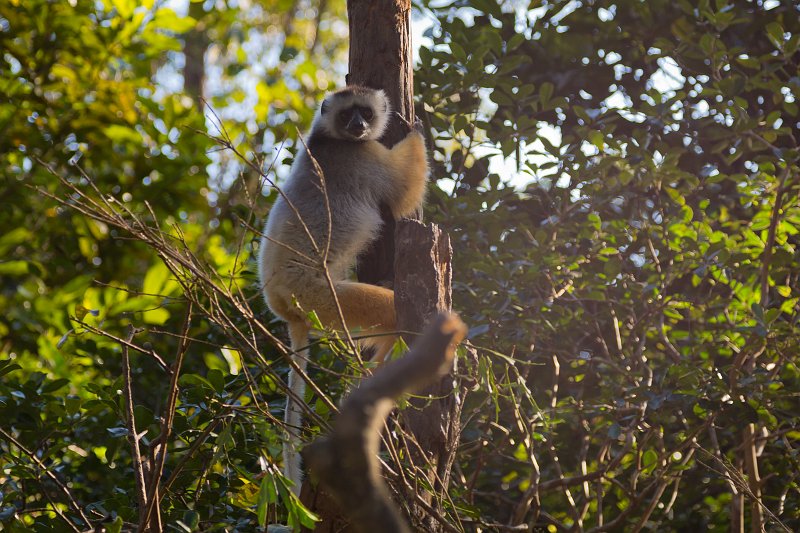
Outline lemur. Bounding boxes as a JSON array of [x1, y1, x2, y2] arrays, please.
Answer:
[[257, 85, 429, 493]]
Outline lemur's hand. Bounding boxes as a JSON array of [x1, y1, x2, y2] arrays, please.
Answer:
[[394, 111, 423, 134]]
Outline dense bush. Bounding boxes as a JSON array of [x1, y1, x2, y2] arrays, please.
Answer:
[[418, 0, 799, 529]]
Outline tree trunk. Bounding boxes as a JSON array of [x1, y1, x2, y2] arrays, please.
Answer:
[[348, 0, 417, 286], [350, 3, 461, 531], [183, 1, 209, 111], [301, 2, 462, 532], [395, 221, 461, 532]]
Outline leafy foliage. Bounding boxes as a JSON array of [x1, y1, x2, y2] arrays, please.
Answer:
[[417, 0, 800, 530], [1, 0, 345, 529], [1, 0, 799, 531]]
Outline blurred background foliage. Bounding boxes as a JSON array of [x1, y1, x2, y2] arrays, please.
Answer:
[[1, 0, 799, 531]]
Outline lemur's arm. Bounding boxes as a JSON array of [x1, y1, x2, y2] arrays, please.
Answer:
[[377, 121, 429, 218]]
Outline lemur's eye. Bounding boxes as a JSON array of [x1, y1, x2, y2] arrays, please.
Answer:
[[361, 107, 373, 120], [338, 110, 350, 120]]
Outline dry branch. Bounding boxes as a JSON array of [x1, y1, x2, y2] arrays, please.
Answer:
[[303, 313, 467, 533]]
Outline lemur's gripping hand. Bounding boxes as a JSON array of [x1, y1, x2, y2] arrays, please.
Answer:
[[412, 116, 425, 135], [395, 112, 424, 136]]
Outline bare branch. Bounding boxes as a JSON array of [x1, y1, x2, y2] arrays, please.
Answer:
[[303, 313, 467, 533]]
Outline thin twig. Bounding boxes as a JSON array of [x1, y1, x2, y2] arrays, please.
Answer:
[[139, 302, 193, 532], [758, 164, 791, 309], [121, 326, 150, 526], [74, 320, 170, 372]]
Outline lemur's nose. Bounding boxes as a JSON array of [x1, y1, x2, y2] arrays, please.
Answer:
[[347, 117, 367, 136]]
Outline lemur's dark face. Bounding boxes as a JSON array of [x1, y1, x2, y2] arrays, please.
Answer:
[[334, 104, 375, 140], [319, 87, 389, 141], [321, 90, 387, 141]]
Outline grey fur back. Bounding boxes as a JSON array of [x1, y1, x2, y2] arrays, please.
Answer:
[[263, 134, 389, 282]]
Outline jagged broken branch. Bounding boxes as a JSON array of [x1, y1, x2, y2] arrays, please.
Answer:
[[302, 313, 467, 533]]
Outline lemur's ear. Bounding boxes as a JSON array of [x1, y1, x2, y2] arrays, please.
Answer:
[[321, 100, 329, 115]]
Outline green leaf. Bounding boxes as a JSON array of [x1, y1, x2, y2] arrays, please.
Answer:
[[179, 374, 215, 391], [103, 124, 141, 144], [106, 516, 124, 533], [589, 130, 604, 150], [181, 511, 199, 530], [106, 427, 129, 438], [777, 286, 792, 298], [142, 307, 170, 325], [0, 361, 22, 378], [257, 476, 271, 527], [133, 405, 155, 428], [765, 22, 784, 49], [642, 449, 659, 475], [153, 8, 196, 33], [207, 369, 225, 393], [41, 378, 70, 394], [143, 262, 169, 295], [110, 0, 135, 18], [539, 82, 554, 106], [450, 42, 466, 61], [0, 227, 33, 256], [0, 260, 29, 275]]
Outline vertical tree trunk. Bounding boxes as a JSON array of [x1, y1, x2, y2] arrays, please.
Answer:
[[743, 424, 764, 533], [348, 0, 417, 286], [395, 221, 462, 533], [301, 2, 462, 532], [731, 459, 745, 533], [349, 3, 461, 531], [183, 1, 209, 111]]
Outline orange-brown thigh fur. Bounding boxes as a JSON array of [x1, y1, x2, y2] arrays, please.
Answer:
[[313, 281, 394, 329], [303, 281, 396, 358]]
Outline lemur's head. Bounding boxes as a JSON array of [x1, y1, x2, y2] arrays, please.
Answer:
[[315, 86, 391, 141]]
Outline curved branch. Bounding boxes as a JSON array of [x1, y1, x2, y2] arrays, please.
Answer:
[[302, 313, 467, 533]]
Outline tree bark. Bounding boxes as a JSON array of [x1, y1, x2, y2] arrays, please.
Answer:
[[183, 1, 209, 111], [395, 221, 462, 532], [301, 3, 419, 528], [347, 0, 414, 149], [349, 3, 462, 531], [348, 0, 417, 286]]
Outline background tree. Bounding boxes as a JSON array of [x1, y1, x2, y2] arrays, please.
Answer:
[[416, 0, 799, 530], [2, 0, 799, 531]]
